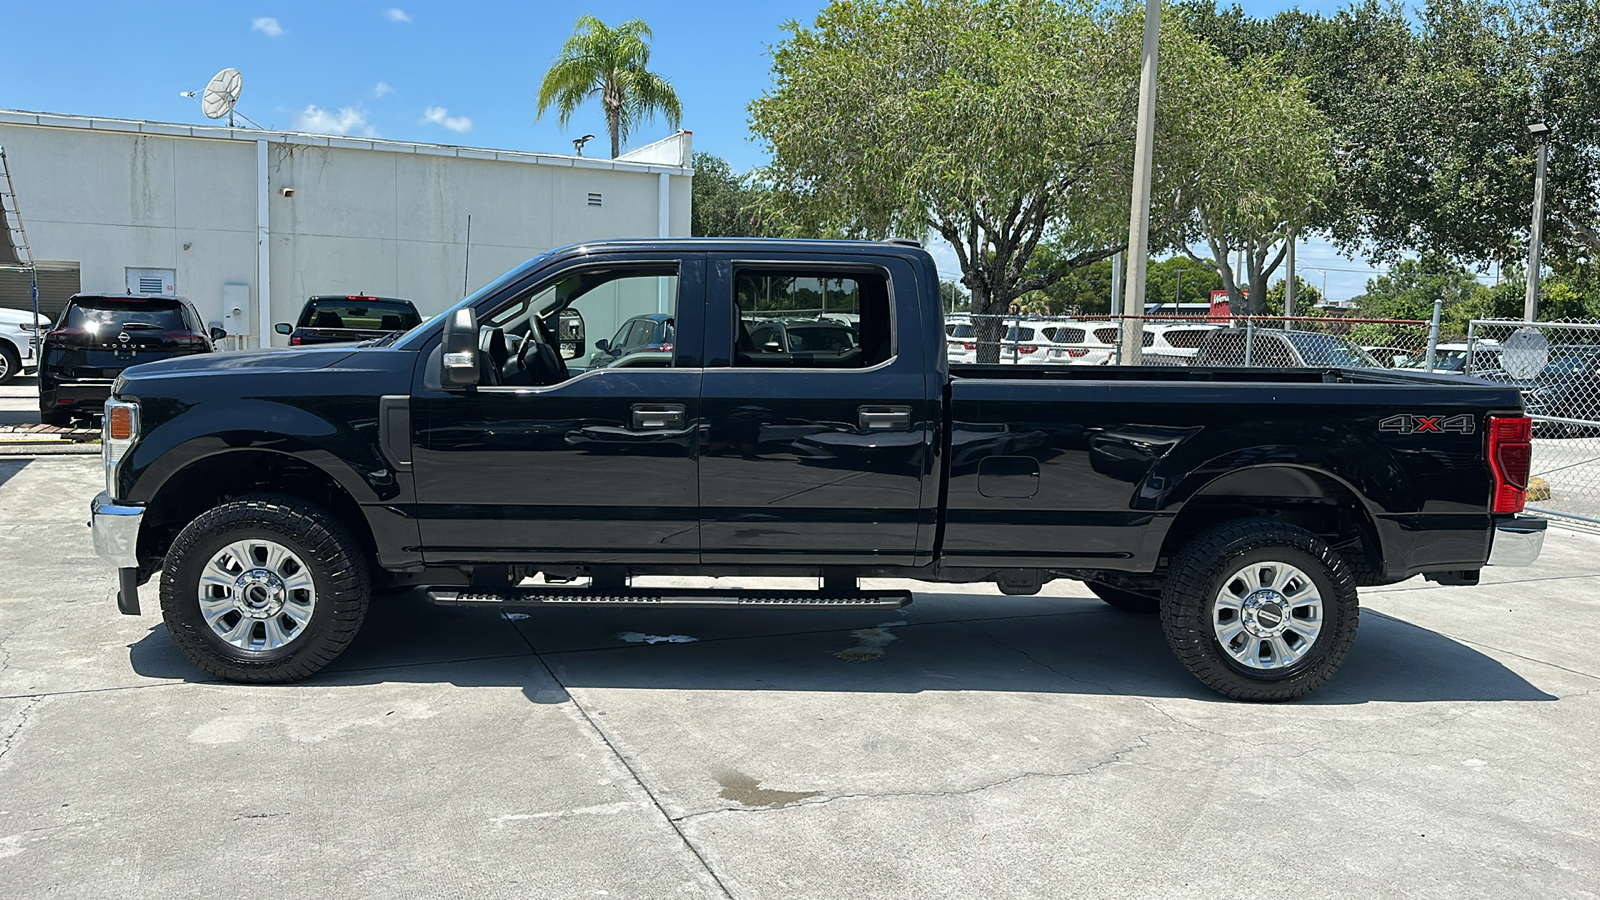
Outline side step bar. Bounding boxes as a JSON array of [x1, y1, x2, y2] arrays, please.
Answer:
[[426, 588, 913, 610]]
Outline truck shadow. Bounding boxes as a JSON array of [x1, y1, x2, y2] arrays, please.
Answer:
[[128, 589, 1556, 705]]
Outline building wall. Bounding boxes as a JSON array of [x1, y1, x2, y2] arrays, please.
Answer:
[[0, 114, 692, 345]]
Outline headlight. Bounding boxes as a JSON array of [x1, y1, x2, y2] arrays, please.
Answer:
[[19, 322, 38, 333], [104, 399, 140, 499]]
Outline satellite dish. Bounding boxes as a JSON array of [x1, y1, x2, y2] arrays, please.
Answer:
[[201, 68, 243, 121]]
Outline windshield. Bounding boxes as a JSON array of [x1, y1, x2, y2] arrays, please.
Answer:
[[1286, 332, 1379, 367], [394, 252, 554, 349]]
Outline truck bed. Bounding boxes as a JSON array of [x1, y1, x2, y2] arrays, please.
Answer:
[[941, 365, 1525, 578]]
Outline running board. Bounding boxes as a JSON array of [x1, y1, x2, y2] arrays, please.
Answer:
[[426, 588, 913, 610]]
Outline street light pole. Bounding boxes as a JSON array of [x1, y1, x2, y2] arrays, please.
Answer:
[[1524, 122, 1551, 322], [1118, 0, 1160, 365]]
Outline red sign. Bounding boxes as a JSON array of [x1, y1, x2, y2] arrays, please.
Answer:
[[1209, 289, 1231, 321]]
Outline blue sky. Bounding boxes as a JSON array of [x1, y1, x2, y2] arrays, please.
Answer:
[[4, 0, 1407, 299]]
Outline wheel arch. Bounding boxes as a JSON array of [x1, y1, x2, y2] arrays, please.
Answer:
[[137, 448, 377, 574], [1161, 465, 1387, 584]]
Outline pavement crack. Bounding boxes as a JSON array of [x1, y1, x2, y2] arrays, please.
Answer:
[[0, 695, 43, 763], [509, 622, 736, 899], [674, 731, 1160, 823]]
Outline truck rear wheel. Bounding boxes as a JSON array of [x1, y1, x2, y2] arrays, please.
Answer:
[[1086, 582, 1160, 614], [1160, 518, 1358, 701], [160, 494, 370, 683]]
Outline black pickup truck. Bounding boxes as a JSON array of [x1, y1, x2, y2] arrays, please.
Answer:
[[91, 239, 1545, 700]]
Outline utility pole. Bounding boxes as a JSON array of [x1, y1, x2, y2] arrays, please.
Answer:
[[1525, 122, 1551, 322], [1118, 0, 1160, 365], [1285, 232, 1297, 322]]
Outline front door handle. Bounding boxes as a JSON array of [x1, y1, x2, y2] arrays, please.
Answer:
[[632, 403, 686, 430], [859, 405, 913, 431]]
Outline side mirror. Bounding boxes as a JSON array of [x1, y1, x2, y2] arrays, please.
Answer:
[[557, 308, 586, 361], [594, 338, 610, 354], [210, 326, 227, 341], [440, 308, 480, 388], [274, 323, 292, 335]]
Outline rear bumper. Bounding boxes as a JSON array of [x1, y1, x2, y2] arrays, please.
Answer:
[[1487, 516, 1547, 567], [91, 492, 144, 615], [42, 379, 114, 409]]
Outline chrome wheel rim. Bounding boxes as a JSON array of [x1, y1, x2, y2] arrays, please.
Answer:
[[1213, 560, 1324, 671], [0, 352, 10, 379], [198, 539, 316, 651]]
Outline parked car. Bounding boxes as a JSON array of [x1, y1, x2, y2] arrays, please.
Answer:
[[1195, 328, 1382, 368], [1486, 345, 1600, 437], [746, 317, 859, 355], [590, 313, 676, 369], [1029, 321, 1117, 365], [1361, 345, 1412, 368], [0, 307, 51, 385], [39, 294, 219, 424], [1144, 322, 1222, 365], [275, 296, 422, 346], [1397, 341, 1501, 375], [92, 237, 1543, 701]]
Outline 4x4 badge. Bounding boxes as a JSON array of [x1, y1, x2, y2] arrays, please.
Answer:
[[1380, 414, 1476, 435]]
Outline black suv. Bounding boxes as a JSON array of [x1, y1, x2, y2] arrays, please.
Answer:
[[275, 296, 422, 346], [39, 294, 219, 424]]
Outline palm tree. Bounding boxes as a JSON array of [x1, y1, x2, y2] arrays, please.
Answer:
[[537, 16, 682, 159]]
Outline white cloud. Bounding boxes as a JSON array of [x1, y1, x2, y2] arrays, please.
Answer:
[[374, 81, 393, 99], [420, 106, 472, 134], [384, 8, 411, 23], [293, 105, 377, 137], [251, 17, 284, 37]]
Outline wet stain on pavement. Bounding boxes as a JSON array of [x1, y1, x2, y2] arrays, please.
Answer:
[[833, 627, 898, 662], [715, 770, 822, 808]]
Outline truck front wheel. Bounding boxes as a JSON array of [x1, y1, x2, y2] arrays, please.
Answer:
[[1160, 518, 1358, 701], [160, 494, 370, 683]]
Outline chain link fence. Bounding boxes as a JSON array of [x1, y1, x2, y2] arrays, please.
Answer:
[[1466, 318, 1600, 526], [946, 312, 1434, 369]]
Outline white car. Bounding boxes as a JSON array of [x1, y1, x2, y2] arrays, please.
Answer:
[[0, 307, 51, 384], [1144, 321, 1222, 366], [1034, 321, 1119, 365]]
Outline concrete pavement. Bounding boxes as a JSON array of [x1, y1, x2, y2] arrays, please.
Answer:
[[1, 456, 1597, 898]]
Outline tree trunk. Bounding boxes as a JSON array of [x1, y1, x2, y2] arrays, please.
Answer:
[[969, 281, 1007, 365], [605, 75, 622, 158]]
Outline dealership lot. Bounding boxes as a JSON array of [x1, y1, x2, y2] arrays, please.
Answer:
[[1, 455, 1597, 899]]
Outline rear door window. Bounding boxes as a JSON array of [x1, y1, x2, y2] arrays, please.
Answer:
[[733, 270, 892, 369]]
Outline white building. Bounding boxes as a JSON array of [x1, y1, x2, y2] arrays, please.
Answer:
[[0, 109, 693, 346]]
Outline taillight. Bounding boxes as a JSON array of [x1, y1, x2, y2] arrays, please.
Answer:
[[660, 343, 674, 352], [1487, 415, 1532, 514], [1019, 345, 1038, 354], [45, 328, 83, 340], [164, 330, 209, 349], [289, 336, 302, 345], [1067, 348, 1088, 358], [963, 343, 975, 350]]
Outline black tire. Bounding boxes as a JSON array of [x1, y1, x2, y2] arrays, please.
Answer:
[[160, 494, 370, 683], [1087, 582, 1160, 614], [0, 342, 19, 385], [40, 407, 73, 427], [1160, 518, 1358, 701]]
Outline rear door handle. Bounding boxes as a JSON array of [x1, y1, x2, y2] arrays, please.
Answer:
[[859, 405, 913, 431], [632, 403, 687, 430]]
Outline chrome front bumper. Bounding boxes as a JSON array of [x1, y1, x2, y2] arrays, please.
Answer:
[[1487, 516, 1547, 567], [91, 492, 143, 569]]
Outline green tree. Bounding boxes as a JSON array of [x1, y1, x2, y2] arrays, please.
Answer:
[[1263, 276, 1326, 316], [1167, 46, 1333, 314], [749, 0, 1212, 362], [1351, 255, 1486, 322], [691, 153, 776, 237], [1144, 257, 1223, 312], [536, 16, 682, 158]]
